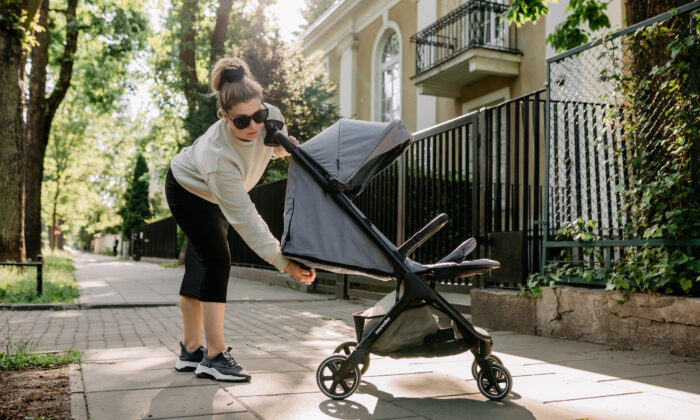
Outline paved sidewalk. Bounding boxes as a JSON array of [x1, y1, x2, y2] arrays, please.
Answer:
[[1, 253, 698, 419], [74, 251, 330, 306]]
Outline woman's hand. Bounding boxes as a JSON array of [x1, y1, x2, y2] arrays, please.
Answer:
[[284, 261, 316, 285], [274, 135, 298, 158]]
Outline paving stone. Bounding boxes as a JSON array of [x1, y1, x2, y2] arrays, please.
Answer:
[[358, 372, 479, 400], [390, 394, 578, 420], [237, 392, 415, 420], [81, 363, 211, 392], [82, 346, 175, 361], [85, 385, 244, 420], [547, 391, 700, 420], [220, 371, 319, 397]]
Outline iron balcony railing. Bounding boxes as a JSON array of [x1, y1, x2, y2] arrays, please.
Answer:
[[410, 0, 518, 75]]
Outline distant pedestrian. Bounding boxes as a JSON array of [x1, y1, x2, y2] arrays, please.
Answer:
[[113, 238, 119, 256], [165, 57, 315, 382]]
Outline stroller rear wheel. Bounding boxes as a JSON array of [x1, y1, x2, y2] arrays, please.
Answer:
[[470, 354, 503, 379], [476, 363, 512, 401], [316, 354, 361, 400], [333, 341, 370, 375]]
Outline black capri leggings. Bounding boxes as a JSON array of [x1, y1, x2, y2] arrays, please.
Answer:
[[165, 168, 231, 302]]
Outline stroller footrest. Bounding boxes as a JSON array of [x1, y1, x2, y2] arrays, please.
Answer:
[[437, 238, 477, 264], [416, 259, 500, 280]]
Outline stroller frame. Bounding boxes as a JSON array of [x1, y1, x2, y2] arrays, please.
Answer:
[[267, 124, 511, 401]]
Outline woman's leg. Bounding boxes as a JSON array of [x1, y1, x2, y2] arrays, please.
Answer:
[[201, 301, 226, 357], [180, 295, 203, 352]]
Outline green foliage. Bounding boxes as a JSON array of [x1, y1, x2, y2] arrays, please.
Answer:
[[73, 1, 149, 111], [0, 334, 81, 370], [506, 0, 610, 52], [506, 0, 550, 27], [118, 154, 152, 240], [546, 0, 610, 53], [0, 249, 79, 304], [158, 260, 179, 268]]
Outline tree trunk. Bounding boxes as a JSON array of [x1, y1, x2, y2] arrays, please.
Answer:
[[24, 0, 50, 258], [24, 0, 79, 258], [0, 20, 26, 262], [179, 0, 199, 116], [210, 0, 233, 67]]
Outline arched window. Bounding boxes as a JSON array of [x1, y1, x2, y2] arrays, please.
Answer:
[[378, 31, 401, 122]]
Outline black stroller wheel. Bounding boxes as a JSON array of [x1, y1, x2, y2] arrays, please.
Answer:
[[476, 363, 512, 401], [470, 354, 503, 380], [316, 354, 361, 400], [333, 341, 370, 375]]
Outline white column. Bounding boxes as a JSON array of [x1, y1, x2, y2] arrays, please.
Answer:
[[416, 0, 437, 129], [337, 34, 359, 118]]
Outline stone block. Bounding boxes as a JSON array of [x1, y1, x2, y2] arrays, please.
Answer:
[[471, 289, 537, 334], [474, 287, 700, 356]]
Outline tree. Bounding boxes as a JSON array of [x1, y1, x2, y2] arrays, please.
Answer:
[[119, 154, 152, 242], [507, 0, 610, 52], [43, 98, 87, 250], [23, 0, 148, 259], [0, 0, 43, 261]]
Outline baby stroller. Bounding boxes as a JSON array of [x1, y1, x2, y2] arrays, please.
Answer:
[[265, 118, 512, 401]]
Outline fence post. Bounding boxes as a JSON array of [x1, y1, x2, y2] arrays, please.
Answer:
[[36, 254, 43, 296], [336, 274, 349, 299], [396, 154, 406, 245]]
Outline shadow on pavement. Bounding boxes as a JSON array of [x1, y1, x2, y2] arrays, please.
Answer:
[[318, 380, 535, 420]]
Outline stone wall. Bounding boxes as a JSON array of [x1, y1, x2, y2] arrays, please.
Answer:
[[472, 286, 700, 356]]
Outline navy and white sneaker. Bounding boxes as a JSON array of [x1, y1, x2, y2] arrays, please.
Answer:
[[195, 347, 251, 382], [174, 341, 206, 372]]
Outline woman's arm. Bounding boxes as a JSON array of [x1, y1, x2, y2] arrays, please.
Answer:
[[206, 169, 315, 284], [207, 169, 289, 271]]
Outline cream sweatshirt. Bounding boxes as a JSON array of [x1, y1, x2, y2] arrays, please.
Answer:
[[170, 103, 290, 272]]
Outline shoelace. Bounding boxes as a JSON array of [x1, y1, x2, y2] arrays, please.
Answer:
[[222, 347, 238, 367]]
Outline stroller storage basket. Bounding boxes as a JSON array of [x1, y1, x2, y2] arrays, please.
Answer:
[[352, 301, 479, 358]]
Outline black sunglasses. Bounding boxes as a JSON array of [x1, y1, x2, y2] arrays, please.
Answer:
[[227, 106, 269, 130]]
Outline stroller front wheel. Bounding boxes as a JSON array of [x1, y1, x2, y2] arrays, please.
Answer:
[[333, 341, 370, 375], [470, 354, 503, 379], [476, 363, 512, 401], [316, 354, 361, 400]]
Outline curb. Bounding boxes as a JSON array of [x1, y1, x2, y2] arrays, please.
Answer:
[[69, 362, 88, 420], [0, 298, 337, 311], [0, 302, 177, 311]]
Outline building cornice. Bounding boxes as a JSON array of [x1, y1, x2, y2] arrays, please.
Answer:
[[302, 0, 407, 57]]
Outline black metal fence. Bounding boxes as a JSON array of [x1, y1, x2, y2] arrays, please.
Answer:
[[141, 217, 178, 259], [410, 0, 518, 75], [226, 179, 287, 267], [333, 90, 547, 289], [543, 2, 700, 284]]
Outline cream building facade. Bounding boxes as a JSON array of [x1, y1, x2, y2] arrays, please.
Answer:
[[301, 0, 624, 132]]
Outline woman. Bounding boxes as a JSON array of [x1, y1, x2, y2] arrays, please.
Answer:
[[165, 57, 316, 382]]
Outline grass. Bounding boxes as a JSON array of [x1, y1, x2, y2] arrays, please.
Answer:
[[0, 333, 81, 370], [0, 249, 79, 304], [158, 259, 179, 268]]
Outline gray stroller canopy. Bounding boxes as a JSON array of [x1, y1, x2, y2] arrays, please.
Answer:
[[298, 118, 413, 197], [281, 119, 413, 278]]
